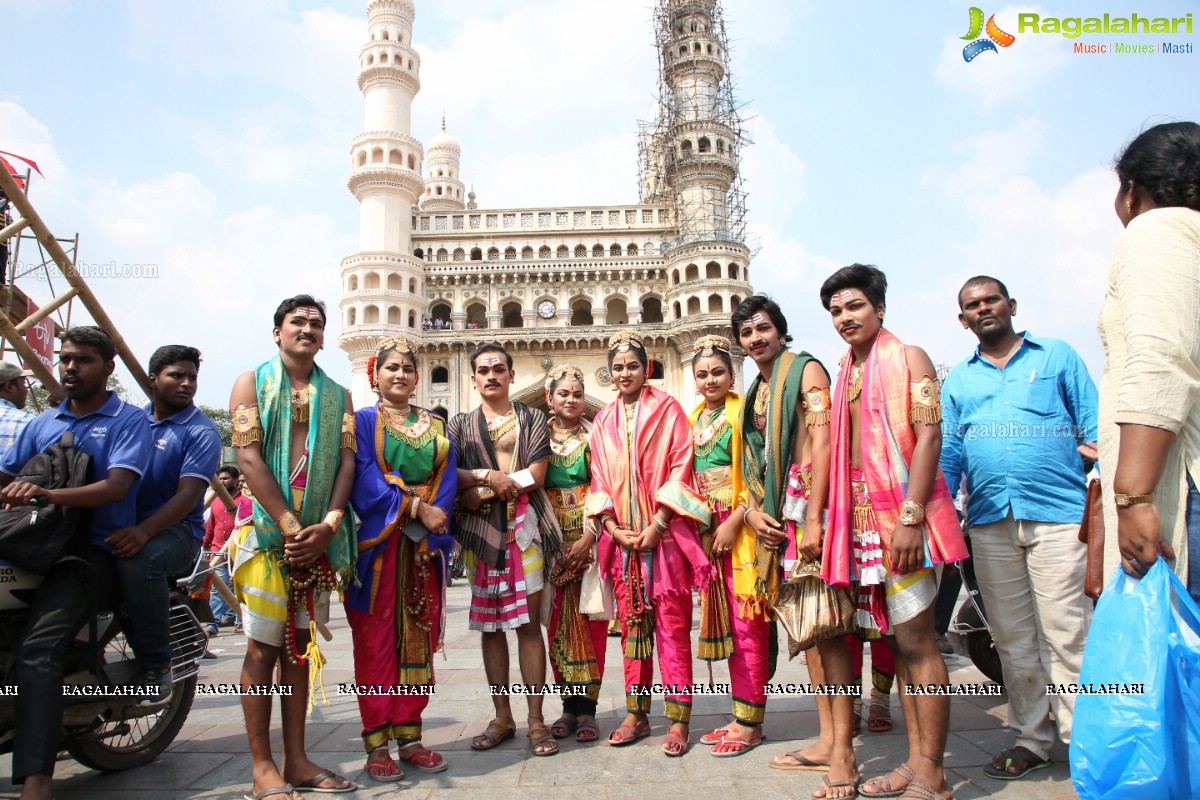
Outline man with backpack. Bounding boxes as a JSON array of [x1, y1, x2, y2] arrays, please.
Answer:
[[0, 326, 151, 800]]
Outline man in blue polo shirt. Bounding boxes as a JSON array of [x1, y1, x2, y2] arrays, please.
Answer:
[[108, 345, 220, 703], [0, 325, 151, 800], [940, 276, 1098, 782]]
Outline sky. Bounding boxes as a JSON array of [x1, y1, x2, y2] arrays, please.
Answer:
[[2, 0, 1197, 408]]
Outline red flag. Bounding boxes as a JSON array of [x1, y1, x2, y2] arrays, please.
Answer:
[[0, 151, 43, 191]]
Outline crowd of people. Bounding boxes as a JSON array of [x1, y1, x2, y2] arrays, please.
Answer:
[[0, 120, 1196, 800]]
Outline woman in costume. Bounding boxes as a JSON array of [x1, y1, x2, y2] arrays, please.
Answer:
[[345, 336, 457, 780], [685, 335, 769, 757], [543, 364, 610, 744], [587, 330, 712, 757]]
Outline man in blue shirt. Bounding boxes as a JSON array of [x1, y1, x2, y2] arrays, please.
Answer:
[[110, 345, 221, 703], [0, 360, 34, 456], [940, 276, 1097, 782], [0, 326, 151, 800]]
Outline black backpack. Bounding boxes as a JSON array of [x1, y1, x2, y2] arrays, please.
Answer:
[[0, 431, 93, 571]]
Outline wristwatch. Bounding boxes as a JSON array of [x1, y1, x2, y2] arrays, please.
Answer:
[[472, 468, 490, 487], [1114, 492, 1154, 508]]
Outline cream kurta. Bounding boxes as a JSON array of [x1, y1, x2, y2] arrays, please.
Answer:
[[1097, 206, 1200, 583]]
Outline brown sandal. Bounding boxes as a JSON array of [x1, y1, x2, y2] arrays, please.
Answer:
[[867, 701, 893, 733], [527, 720, 560, 757], [470, 719, 516, 751], [860, 762, 915, 798]]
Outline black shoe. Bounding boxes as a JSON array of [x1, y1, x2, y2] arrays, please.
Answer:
[[936, 634, 955, 656], [135, 666, 174, 705]]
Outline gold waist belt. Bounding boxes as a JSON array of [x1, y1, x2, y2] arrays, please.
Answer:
[[547, 485, 588, 542], [695, 466, 733, 496]]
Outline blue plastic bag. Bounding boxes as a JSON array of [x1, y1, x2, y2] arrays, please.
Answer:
[[1070, 560, 1200, 799]]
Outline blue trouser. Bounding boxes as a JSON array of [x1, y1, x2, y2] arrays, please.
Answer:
[[209, 559, 239, 624], [113, 522, 200, 671], [1187, 474, 1200, 604]]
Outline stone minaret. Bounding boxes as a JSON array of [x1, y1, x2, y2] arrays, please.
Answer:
[[338, 0, 427, 408], [420, 114, 466, 212]]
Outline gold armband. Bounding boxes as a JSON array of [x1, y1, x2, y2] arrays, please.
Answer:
[[324, 509, 344, 530], [909, 376, 943, 425], [341, 411, 357, 452], [278, 510, 303, 535], [803, 386, 832, 428], [231, 404, 263, 447]]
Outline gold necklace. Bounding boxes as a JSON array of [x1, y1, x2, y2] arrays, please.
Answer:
[[290, 383, 313, 423], [752, 381, 770, 430], [847, 364, 864, 403]]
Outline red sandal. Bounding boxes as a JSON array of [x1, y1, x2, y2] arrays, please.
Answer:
[[397, 742, 447, 773]]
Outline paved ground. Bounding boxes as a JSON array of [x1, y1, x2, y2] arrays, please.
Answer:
[[2, 582, 1079, 799]]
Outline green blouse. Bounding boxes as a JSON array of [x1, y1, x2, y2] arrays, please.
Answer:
[[547, 437, 590, 488], [383, 411, 436, 484], [693, 418, 733, 473]]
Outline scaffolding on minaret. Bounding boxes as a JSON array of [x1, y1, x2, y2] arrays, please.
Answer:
[[638, 0, 752, 257]]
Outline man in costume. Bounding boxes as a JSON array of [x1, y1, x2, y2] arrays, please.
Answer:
[[728, 297, 843, 777], [941, 276, 1097, 780], [448, 343, 563, 757], [820, 265, 969, 800], [228, 295, 358, 799]]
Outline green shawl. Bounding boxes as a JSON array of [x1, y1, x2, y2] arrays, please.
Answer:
[[250, 355, 356, 583], [741, 349, 813, 521]]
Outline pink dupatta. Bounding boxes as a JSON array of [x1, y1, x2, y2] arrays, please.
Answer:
[[586, 385, 713, 599], [823, 328, 967, 587]]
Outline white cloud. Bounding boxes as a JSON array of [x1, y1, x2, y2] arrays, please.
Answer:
[[934, 5, 1072, 106]]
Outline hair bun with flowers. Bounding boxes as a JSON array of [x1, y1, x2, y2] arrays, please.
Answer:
[[608, 330, 644, 353], [544, 363, 585, 394]]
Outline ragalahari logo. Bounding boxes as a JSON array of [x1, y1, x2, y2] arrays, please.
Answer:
[[961, 7, 1016, 61]]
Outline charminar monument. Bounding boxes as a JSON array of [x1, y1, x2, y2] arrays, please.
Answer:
[[338, 0, 754, 417]]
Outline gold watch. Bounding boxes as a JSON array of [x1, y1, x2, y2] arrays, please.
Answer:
[[1114, 492, 1154, 508], [898, 500, 926, 526]]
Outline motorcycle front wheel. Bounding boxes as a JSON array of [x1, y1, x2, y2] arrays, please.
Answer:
[[65, 630, 197, 772], [963, 630, 1005, 687]]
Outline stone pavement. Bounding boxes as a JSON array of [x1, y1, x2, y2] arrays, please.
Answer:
[[2, 582, 1079, 799]]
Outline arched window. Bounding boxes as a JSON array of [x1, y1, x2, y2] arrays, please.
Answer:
[[680, 140, 693, 156], [687, 297, 701, 315], [347, 307, 356, 325], [413, 248, 424, 260], [380, 52, 389, 64], [382, 29, 389, 40], [606, 296, 628, 326], [365, 272, 381, 289], [570, 298, 593, 326], [728, 263, 739, 279], [470, 248, 482, 261], [671, 269, 680, 285], [592, 244, 604, 257], [673, 301, 682, 320], [453, 248, 465, 262], [557, 245, 569, 259], [501, 301, 522, 329], [436, 186, 443, 196], [627, 243, 638, 256], [685, 264, 699, 282], [466, 302, 487, 329], [430, 302, 451, 327], [574, 244, 587, 258], [487, 248, 500, 261], [648, 359, 665, 380], [356, 151, 367, 167], [679, 45, 688, 56], [408, 310, 416, 328], [504, 247, 517, 260], [708, 294, 723, 314], [408, 154, 416, 170], [347, 275, 359, 291], [436, 248, 448, 262], [731, 294, 742, 310], [706, 261, 720, 279], [387, 274, 401, 290], [641, 297, 664, 324], [522, 246, 534, 259], [371, 147, 383, 163], [610, 244, 622, 257], [539, 246, 551, 259], [364, 305, 380, 324], [409, 278, 417, 293], [698, 137, 711, 153], [431, 406, 448, 421], [388, 306, 401, 325], [432, 366, 449, 384], [388, 149, 401, 164]]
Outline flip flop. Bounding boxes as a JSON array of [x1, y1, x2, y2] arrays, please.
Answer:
[[576, 718, 600, 743], [983, 747, 1050, 780], [550, 715, 578, 739], [243, 785, 298, 800], [608, 718, 651, 746], [293, 769, 356, 793], [397, 743, 447, 773], [710, 733, 762, 758], [860, 763, 916, 798], [768, 750, 831, 772], [817, 773, 861, 799], [364, 754, 405, 783], [471, 720, 516, 751], [699, 726, 730, 745]]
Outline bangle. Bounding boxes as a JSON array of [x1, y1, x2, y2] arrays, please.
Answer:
[[277, 510, 302, 535], [411, 497, 421, 517], [898, 500, 926, 526], [472, 468, 489, 487], [653, 515, 668, 533], [323, 509, 344, 530]]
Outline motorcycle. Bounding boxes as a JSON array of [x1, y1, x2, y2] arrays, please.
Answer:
[[0, 554, 209, 771], [950, 545, 1004, 686]]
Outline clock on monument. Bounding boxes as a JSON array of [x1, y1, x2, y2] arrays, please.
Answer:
[[537, 299, 557, 319]]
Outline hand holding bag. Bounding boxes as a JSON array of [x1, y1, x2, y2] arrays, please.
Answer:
[[772, 558, 857, 658]]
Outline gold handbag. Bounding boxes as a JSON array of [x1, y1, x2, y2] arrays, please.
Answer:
[[772, 559, 857, 658]]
